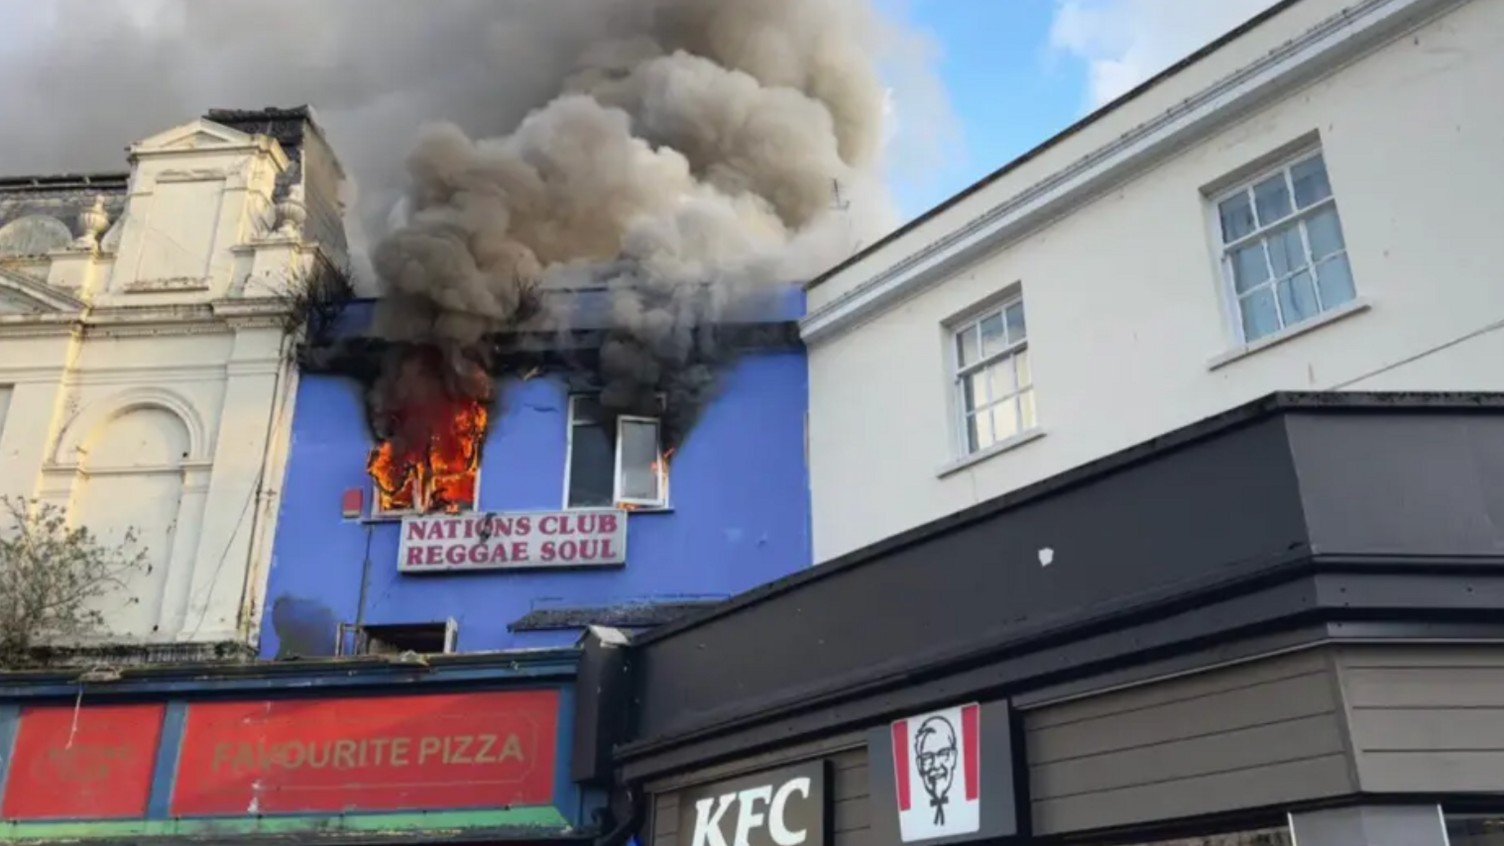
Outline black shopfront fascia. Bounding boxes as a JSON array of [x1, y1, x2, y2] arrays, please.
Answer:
[[573, 392, 1504, 830]]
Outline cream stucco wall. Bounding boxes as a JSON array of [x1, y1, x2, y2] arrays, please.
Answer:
[[0, 117, 334, 648], [804, 0, 1504, 561]]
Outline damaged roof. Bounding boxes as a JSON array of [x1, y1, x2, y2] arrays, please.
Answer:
[[204, 105, 320, 203], [0, 172, 129, 257]]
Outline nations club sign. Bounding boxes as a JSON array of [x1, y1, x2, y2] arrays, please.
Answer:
[[399, 509, 627, 573]]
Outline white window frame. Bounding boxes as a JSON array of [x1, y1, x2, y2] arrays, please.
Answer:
[[563, 395, 670, 511], [337, 618, 458, 656], [1211, 149, 1354, 344], [949, 294, 1037, 458], [370, 463, 481, 519]]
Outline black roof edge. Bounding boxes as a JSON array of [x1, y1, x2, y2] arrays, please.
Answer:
[[803, 0, 1302, 293], [632, 390, 1504, 647]]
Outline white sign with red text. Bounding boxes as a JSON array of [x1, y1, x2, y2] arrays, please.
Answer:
[[398, 509, 627, 573]]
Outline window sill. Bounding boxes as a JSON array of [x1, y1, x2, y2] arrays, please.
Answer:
[[937, 428, 1046, 479], [362, 511, 422, 524], [360, 506, 674, 524], [1207, 297, 1371, 371]]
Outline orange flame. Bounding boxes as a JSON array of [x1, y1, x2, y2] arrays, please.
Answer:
[[366, 353, 489, 514], [615, 448, 675, 511]]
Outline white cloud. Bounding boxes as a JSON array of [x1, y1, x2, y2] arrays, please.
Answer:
[[1049, 0, 1282, 109]]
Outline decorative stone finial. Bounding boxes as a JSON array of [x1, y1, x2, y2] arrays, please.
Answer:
[[274, 183, 307, 238], [72, 196, 110, 251]]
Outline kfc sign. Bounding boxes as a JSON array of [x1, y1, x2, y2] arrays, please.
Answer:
[[399, 509, 627, 573], [678, 761, 827, 846]]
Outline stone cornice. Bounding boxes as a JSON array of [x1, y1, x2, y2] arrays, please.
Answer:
[[799, 0, 1469, 346], [0, 298, 296, 340]]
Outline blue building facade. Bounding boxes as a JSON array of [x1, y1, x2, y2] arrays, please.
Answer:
[[261, 286, 811, 659]]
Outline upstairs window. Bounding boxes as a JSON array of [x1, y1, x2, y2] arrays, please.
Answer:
[[338, 620, 458, 657], [952, 296, 1036, 455], [1215, 152, 1356, 344], [565, 395, 668, 510]]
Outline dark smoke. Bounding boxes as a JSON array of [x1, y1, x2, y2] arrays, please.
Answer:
[[367, 0, 921, 448], [0, 0, 954, 459], [0, 0, 949, 292]]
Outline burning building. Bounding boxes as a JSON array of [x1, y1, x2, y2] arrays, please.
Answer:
[[270, 0, 896, 654], [267, 283, 810, 658]]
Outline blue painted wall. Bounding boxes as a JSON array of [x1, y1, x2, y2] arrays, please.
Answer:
[[261, 288, 810, 658]]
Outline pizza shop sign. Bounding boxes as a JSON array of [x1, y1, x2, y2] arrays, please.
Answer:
[[399, 509, 627, 573]]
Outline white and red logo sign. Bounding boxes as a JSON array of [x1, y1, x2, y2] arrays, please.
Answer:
[[890, 704, 981, 843]]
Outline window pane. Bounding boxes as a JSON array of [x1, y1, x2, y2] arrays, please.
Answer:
[[618, 419, 661, 502], [1005, 302, 1027, 343], [1316, 254, 1357, 308], [572, 396, 605, 426], [963, 371, 988, 413], [987, 359, 1015, 401], [1291, 155, 1332, 208], [1230, 243, 1270, 293], [991, 397, 1020, 442], [1253, 175, 1292, 226], [1019, 388, 1037, 430], [966, 410, 994, 453], [1266, 226, 1307, 278], [1277, 270, 1320, 325], [1305, 208, 1346, 259], [567, 422, 615, 508], [979, 312, 1008, 357], [956, 325, 979, 368], [1013, 348, 1032, 389], [1219, 191, 1256, 243], [1240, 288, 1281, 341]]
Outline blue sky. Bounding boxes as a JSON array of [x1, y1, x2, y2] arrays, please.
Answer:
[[885, 0, 1280, 221]]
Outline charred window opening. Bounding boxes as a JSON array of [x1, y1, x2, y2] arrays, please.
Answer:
[[366, 348, 490, 517], [566, 395, 670, 511]]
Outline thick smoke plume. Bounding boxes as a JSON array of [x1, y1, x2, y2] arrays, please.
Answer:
[[0, 0, 952, 492], [372, 0, 907, 445]]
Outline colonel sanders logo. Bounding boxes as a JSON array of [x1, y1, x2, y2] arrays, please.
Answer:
[[914, 716, 958, 825]]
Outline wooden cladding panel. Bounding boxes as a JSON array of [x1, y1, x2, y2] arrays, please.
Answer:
[[1340, 645, 1504, 794], [1025, 650, 1354, 835]]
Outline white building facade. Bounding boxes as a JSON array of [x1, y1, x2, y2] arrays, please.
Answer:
[[0, 107, 348, 657], [803, 0, 1504, 561]]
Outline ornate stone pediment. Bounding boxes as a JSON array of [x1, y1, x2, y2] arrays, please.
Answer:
[[130, 119, 265, 157], [0, 267, 85, 314]]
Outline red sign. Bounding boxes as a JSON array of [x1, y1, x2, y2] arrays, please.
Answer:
[[1, 703, 165, 820], [398, 510, 627, 573], [169, 689, 558, 815]]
